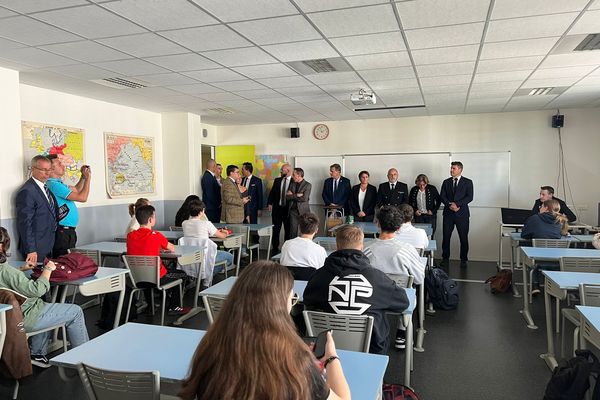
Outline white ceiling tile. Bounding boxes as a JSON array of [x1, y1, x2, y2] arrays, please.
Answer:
[[396, 0, 489, 29], [104, 0, 217, 30], [183, 68, 246, 82], [0, 36, 27, 50], [491, 0, 589, 19], [0, 59, 43, 72], [505, 95, 556, 107], [379, 93, 424, 106], [480, 37, 560, 59], [1, 47, 76, 67], [199, 92, 244, 102], [34, 5, 146, 39], [46, 64, 114, 80], [98, 33, 188, 57], [133, 72, 198, 86], [359, 67, 415, 81], [416, 62, 475, 77], [39, 41, 131, 63], [330, 32, 405, 56], [191, 0, 298, 22], [375, 87, 422, 99], [466, 97, 511, 106], [168, 83, 222, 94], [256, 76, 311, 88], [234, 88, 282, 99], [318, 82, 367, 94], [161, 25, 251, 51], [306, 71, 361, 85], [233, 64, 297, 79], [211, 79, 266, 91], [531, 65, 596, 79], [486, 13, 578, 43], [464, 105, 504, 113], [263, 40, 338, 62], [542, 53, 600, 68], [406, 23, 484, 50], [0, 7, 16, 17], [0, 0, 87, 13], [576, 76, 600, 85], [355, 109, 394, 118], [254, 97, 298, 106], [522, 77, 581, 87], [473, 70, 531, 83], [369, 78, 419, 90], [133, 87, 182, 98], [468, 89, 516, 99], [346, 52, 411, 70], [390, 108, 428, 117], [277, 86, 324, 96], [425, 92, 467, 103], [420, 74, 472, 86], [470, 81, 523, 91], [203, 47, 277, 67], [93, 59, 170, 76], [295, 0, 387, 13], [144, 53, 220, 71], [477, 56, 543, 73], [569, 10, 600, 35], [308, 4, 399, 37], [565, 83, 600, 92], [592, 0, 600, 10], [412, 44, 479, 65], [421, 84, 469, 95], [0, 16, 80, 45], [230, 15, 320, 45]]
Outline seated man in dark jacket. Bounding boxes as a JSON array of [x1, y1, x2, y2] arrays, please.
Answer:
[[303, 224, 409, 354], [531, 186, 576, 222]]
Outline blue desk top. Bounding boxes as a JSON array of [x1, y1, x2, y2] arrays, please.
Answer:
[[509, 232, 576, 242], [572, 235, 596, 243], [55, 267, 128, 286], [543, 271, 600, 289], [576, 306, 600, 330], [0, 304, 13, 313], [214, 223, 272, 232], [115, 230, 183, 241], [337, 349, 388, 399], [76, 242, 201, 257], [521, 247, 600, 260]]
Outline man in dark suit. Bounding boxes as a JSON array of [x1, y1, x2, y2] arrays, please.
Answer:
[[16, 155, 59, 265], [322, 163, 351, 212], [267, 163, 292, 254], [286, 168, 312, 239], [377, 168, 408, 207], [531, 185, 576, 222], [440, 161, 474, 269], [201, 159, 221, 223], [241, 162, 264, 224]]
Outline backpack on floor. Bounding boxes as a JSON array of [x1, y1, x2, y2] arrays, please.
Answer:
[[382, 383, 422, 400], [485, 269, 512, 294], [425, 266, 459, 310], [544, 349, 600, 400]]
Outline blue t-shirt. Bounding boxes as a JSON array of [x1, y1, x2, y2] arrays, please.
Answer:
[[46, 178, 78, 227]]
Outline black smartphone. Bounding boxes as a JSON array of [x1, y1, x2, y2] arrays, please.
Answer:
[[313, 330, 329, 359]]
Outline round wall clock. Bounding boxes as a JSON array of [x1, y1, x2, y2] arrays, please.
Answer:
[[313, 124, 329, 140]]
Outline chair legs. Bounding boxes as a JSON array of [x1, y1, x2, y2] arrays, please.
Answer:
[[161, 291, 167, 326]]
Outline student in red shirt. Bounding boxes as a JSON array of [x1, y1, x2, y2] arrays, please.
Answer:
[[127, 205, 188, 315]]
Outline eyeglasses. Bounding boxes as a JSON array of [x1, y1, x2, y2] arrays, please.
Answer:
[[33, 167, 52, 172], [291, 293, 299, 306]]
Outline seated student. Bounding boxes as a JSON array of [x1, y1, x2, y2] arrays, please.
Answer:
[[175, 195, 201, 227], [182, 200, 234, 271], [280, 212, 327, 270], [395, 204, 429, 250], [127, 205, 188, 315], [0, 227, 89, 368], [179, 261, 351, 400], [125, 197, 149, 235], [303, 224, 409, 354], [531, 186, 576, 222]]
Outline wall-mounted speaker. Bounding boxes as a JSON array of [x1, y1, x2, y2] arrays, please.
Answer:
[[291, 127, 300, 138], [552, 114, 564, 128]]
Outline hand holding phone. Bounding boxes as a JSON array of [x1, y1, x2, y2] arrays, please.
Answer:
[[313, 330, 330, 359]]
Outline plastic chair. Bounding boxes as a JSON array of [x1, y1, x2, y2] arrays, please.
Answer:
[[286, 266, 317, 281], [303, 310, 374, 353], [228, 225, 250, 250], [222, 235, 243, 276], [202, 295, 227, 325], [248, 226, 273, 262], [561, 283, 600, 358], [121, 255, 183, 326], [314, 238, 337, 252], [529, 239, 571, 303], [169, 226, 183, 231]]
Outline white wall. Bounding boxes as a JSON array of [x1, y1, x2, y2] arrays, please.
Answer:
[[217, 108, 600, 261]]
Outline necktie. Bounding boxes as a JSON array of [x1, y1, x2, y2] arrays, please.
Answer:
[[391, 183, 395, 191], [453, 178, 458, 192], [44, 184, 57, 227], [333, 180, 338, 198], [280, 178, 288, 206]]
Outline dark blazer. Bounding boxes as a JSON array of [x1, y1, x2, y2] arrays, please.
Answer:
[[377, 181, 409, 207], [201, 170, 221, 213], [531, 197, 576, 222], [439, 176, 474, 218], [286, 179, 312, 215], [267, 176, 291, 210], [348, 184, 378, 220], [16, 178, 57, 260], [242, 175, 264, 223], [408, 185, 441, 213], [322, 176, 351, 207]]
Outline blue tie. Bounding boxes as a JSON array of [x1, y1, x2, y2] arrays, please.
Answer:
[[44, 184, 57, 228]]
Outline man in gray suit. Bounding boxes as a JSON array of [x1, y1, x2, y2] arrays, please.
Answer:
[[286, 167, 311, 239]]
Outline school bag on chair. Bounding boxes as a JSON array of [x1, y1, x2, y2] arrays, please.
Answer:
[[425, 266, 459, 310]]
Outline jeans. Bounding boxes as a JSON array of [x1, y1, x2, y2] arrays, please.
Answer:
[[215, 250, 234, 274], [30, 303, 89, 356]]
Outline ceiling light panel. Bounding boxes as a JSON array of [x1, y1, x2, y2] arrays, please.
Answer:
[[98, 33, 188, 57], [0, 16, 80, 45], [395, 0, 489, 29], [405, 23, 485, 49], [40, 41, 131, 63], [230, 15, 321, 45], [263, 40, 338, 62], [161, 25, 251, 52], [203, 47, 277, 67], [144, 53, 220, 72], [485, 13, 578, 43], [308, 4, 399, 37], [191, 0, 298, 22]]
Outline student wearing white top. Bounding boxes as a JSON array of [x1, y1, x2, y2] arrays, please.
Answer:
[[395, 204, 429, 250], [126, 198, 149, 235], [280, 212, 327, 270], [182, 200, 234, 271]]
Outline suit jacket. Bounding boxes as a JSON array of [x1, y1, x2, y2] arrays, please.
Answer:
[[439, 176, 474, 218], [322, 176, 351, 207], [286, 179, 312, 215], [531, 197, 576, 222], [267, 176, 292, 211], [408, 184, 441, 213], [348, 184, 378, 219], [377, 181, 409, 207], [16, 178, 57, 260], [242, 175, 264, 217], [220, 178, 245, 223], [201, 170, 221, 212]]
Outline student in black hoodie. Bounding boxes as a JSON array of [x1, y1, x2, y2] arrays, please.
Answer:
[[303, 224, 410, 354]]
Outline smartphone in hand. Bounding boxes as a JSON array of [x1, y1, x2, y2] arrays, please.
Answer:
[[313, 330, 330, 359]]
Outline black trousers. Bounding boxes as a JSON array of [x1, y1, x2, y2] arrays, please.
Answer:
[[271, 205, 289, 251], [414, 214, 437, 237], [442, 213, 469, 261], [206, 208, 221, 223], [53, 227, 77, 258]]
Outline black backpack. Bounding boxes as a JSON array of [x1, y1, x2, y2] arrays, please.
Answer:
[[425, 266, 459, 310], [544, 350, 600, 400]]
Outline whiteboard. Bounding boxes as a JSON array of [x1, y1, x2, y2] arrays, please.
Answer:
[[295, 155, 343, 205], [344, 153, 451, 190], [450, 152, 510, 208]]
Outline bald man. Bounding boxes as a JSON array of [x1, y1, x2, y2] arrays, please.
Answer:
[[267, 163, 293, 254], [201, 159, 221, 223], [377, 168, 408, 207]]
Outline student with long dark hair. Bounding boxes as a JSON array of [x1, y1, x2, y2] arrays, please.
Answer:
[[175, 195, 201, 227]]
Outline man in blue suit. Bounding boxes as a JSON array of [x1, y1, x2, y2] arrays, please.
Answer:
[[322, 163, 351, 212], [201, 159, 222, 223], [16, 155, 59, 265], [241, 162, 264, 224], [439, 161, 474, 269]]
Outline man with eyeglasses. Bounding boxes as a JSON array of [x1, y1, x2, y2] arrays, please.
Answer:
[[15, 155, 59, 265]]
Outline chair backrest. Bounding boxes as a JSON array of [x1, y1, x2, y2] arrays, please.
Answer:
[[303, 310, 374, 353], [257, 226, 273, 237], [77, 363, 160, 400], [387, 273, 414, 288], [69, 248, 101, 266], [532, 239, 571, 248], [169, 226, 183, 231], [228, 225, 250, 247], [204, 295, 227, 324], [314, 238, 337, 252], [560, 257, 600, 273], [415, 248, 425, 257], [121, 255, 161, 288], [287, 266, 317, 281], [223, 235, 243, 250], [580, 284, 600, 306]]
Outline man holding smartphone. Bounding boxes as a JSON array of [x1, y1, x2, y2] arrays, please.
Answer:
[[46, 157, 91, 257]]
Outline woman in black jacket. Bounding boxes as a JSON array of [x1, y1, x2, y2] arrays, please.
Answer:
[[408, 174, 441, 235], [348, 170, 378, 222]]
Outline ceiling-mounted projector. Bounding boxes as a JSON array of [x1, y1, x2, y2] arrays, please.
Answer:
[[350, 89, 376, 105]]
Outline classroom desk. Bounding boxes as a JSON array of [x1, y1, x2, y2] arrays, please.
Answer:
[[577, 305, 600, 356], [518, 247, 600, 329], [213, 223, 273, 232], [50, 322, 389, 399], [76, 241, 212, 259], [541, 271, 600, 370], [0, 304, 13, 356]]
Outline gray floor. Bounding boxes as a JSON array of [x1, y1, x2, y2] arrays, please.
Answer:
[[0, 259, 556, 399]]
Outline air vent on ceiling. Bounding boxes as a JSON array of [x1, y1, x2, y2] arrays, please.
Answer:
[[574, 33, 600, 51], [528, 87, 554, 96], [204, 108, 234, 114], [286, 57, 352, 75], [514, 87, 568, 97], [91, 77, 147, 90]]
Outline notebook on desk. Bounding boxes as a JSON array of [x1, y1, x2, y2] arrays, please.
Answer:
[[501, 208, 533, 225]]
